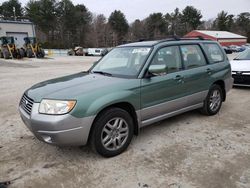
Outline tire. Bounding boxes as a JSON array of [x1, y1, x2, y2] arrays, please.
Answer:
[[200, 84, 223, 116], [3, 49, 10, 59], [18, 49, 25, 58], [37, 49, 45, 58], [36, 49, 45, 58], [27, 49, 33, 58], [40, 49, 45, 58], [90, 108, 134, 157]]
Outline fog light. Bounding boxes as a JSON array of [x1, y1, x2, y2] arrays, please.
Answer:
[[42, 135, 52, 143]]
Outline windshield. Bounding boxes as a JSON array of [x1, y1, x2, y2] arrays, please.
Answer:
[[234, 49, 250, 60], [91, 47, 151, 78]]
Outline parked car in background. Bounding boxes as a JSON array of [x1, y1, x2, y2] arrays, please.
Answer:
[[231, 49, 250, 86], [86, 48, 105, 56], [222, 46, 233, 54], [67, 46, 85, 56], [101, 48, 109, 56], [242, 44, 250, 49], [19, 38, 233, 157], [229, 45, 246, 52]]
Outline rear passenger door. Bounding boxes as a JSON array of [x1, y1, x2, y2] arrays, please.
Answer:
[[179, 44, 211, 106]]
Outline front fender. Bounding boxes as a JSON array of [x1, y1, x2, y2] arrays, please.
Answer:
[[86, 90, 140, 116], [71, 90, 140, 118]]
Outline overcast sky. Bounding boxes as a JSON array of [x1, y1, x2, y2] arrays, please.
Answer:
[[17, 0, 250, 22]]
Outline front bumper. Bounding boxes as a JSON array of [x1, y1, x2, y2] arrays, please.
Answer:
[[19, 103, 95, 146], [232, 73, 250, 87]]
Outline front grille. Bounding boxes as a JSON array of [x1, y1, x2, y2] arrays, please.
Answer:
[[232, 74, 250, 85], [20, 94, 34, 115]]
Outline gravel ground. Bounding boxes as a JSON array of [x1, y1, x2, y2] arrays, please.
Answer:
[[0, 55, 249, 188]]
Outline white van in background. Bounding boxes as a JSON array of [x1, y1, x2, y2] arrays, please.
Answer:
[[86, 48, 105, 56]]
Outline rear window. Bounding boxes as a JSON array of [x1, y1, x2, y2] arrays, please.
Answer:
[[203, 43, 224, 63]]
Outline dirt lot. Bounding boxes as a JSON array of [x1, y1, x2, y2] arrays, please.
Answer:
[[0, 56, 250, 188]]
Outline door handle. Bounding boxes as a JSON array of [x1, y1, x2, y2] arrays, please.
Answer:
[[206, 68, 212, 75], [174, 75, 184, 82], [174, 75, 183, 80]]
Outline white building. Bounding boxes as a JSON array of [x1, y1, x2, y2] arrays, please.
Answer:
[[0, 20, 36, 48]]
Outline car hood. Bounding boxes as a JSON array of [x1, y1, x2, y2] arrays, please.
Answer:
[[230, 60, 250, 72], [26, 72, 138, 102]]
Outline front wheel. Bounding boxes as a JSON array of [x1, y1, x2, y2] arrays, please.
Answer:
[[18, 48, 25, 59], [90, 108, 134, 157], [200, 84, 223, 116]]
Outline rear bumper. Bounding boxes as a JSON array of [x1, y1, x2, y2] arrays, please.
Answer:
[[19, 103, 95, 146], [225, 76, 234, 92]]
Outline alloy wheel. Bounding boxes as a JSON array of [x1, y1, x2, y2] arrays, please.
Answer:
[[101, 118, 129, 151], [209, 90, 221, 112]]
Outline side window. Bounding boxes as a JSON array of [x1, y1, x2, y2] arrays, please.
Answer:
[[149, 46, 182, 75], [180, 45, 207, 69], [203, 43, 224, 63]]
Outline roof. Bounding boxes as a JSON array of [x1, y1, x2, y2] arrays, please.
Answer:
[[0, 20, 33, 25], [194, 30, 247, 39]]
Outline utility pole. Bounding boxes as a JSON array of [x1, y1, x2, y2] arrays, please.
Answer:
[[13, 7, 16, 21]]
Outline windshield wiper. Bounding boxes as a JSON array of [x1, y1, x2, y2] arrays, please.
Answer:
[[92, 71, 113, 76]]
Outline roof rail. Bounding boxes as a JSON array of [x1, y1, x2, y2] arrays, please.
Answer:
[[181, 36, 205, 40], [197, 35, 205, 40], [156, 35, 211, 45], [156, 35, 181, 44]]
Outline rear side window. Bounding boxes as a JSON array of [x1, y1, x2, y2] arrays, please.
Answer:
[[180, 45, 207, 69], [203, 43, 224, 63]]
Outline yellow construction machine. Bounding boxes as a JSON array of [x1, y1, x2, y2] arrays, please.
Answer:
[[23, 37, 45, 58], [0, 36, 24, 59]]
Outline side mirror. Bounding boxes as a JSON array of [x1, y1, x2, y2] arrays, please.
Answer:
[[148, 64, 167, 74], [15, 38, 17, 40]]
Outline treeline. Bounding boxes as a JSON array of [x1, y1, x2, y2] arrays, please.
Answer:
[[0, 0, 250, 48]]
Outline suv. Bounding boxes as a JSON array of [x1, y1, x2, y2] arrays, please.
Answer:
[[19, 38, 233, 157]]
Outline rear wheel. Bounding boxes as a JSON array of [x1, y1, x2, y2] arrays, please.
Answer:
[[37, 49, 45, 58], [200, 84, 223, 116], [27, 49, 33, 58], [3, 49, 10, 59], [90, 108, 134, 157]]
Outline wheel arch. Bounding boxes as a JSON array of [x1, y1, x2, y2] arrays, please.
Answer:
[[213, 80, 226, 101], [87, 102, 139, 144]]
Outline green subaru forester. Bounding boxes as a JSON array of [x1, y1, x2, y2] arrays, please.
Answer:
[[19, 38, 233, 157]]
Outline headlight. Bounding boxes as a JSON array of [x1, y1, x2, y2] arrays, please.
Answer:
[[39, 99, 76, 115]]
